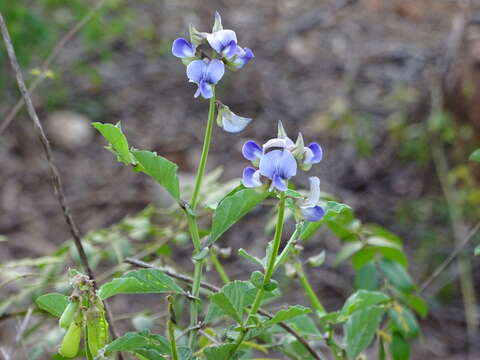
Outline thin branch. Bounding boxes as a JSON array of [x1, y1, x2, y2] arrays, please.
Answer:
[[0, 0, 106, 135], [125, 257, 324, 360], [420, 221, 480, 294], [0, 13, 122, 356]]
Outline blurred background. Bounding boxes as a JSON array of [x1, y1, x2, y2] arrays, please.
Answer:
[[1, 0, 480, 359]]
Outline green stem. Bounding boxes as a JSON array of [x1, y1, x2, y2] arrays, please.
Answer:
[[191, 90, 216, 210], [294, 257, 326, 315], [210, 251, 230, 284], [168, 320, 179, 360], [187, 92, 217, 349], [228, 192, 287, 358], [273, 223, 303, 273]]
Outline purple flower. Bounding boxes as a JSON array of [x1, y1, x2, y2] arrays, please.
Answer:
[[304, 143, 323, 164], [172, 38, 197, 59], [216, 103, 252, 133], [243, 167, 263, 188], [259, 149, 297, 191], [226, 46, 254, 71], [300, 177, 325, 221], [186, 59, 225, 99], [207, 30, 238, 59], [242, 141, 262, 166]]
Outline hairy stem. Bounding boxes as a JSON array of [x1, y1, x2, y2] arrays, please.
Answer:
[[187, 92, 217, 349]]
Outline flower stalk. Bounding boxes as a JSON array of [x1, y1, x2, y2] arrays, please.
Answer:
[[187, 90, 216, 349]]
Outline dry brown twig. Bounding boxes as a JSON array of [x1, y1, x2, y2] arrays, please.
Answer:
[[0, 12, 122, 357], [125, 257, 325, 360], [0, 0, 106, 135]]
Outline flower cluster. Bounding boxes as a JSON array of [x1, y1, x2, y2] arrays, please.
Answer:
[[171, 12, 254, 99], [171, 12, 254, 134], [242, 122, 325, 221]]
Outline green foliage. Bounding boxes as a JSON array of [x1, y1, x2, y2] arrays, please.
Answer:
[[379, 259, 415, 294], [344, 305, 385, 359], [208, 281, 254, 324], [469, 149, 480, 162], [263, 305, 311, 327], [132, 150, 181, 201], [92, 122, 136, 165], [98, 269, 184, 300], [390, 332, 410, 360], [35, 293, 68, 318], [341, 290, 390, 316], [103, 330, 171, 359], [208, 188, 269, 246]]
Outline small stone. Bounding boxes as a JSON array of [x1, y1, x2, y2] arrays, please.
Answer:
[[46, 111, 94, 149]]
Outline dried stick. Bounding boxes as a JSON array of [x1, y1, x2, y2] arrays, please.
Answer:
[[0, 0, 106, 135], [420, 221, 480, 294], [125, 257, 324, 360], [0, 13, 122, 356]]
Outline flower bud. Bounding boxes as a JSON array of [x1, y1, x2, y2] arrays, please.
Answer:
[[189, 24, 207, 46], [216, 103, 252, 133], [212, 11, 223, 32], [59, 321, 81, 358], [59, 300, 79, 329]]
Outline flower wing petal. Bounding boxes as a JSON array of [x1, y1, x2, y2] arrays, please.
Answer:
[[242, 141, 262, 161], [302, 205, 325, 222], [186, 60, 207, 84], [271, 174, 287, 192], [172, 38, 196, 58], [205, 59, 225, 84], [306, 142, 323, 163], [221, 111, 252, 133], [243, 167, 262, 188], [198, 79, 214, 99]]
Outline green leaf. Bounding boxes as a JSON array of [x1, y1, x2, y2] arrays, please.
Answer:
[[208, 281, 254, 324], [178, 347, 193, 360], [98, 269, 184, 300], [469, 149, 480, 162], [208, 189, 268, 246], [132, 150, 180, 201], [390, 332, 410, 360], [475, 245, 480, 256], [286, 314, 322, 336], [407, 294, 428, 318], [263, 305, 311, 327], [103, 330, 170, 359], [389, 307, 419, 339], [204, 344, 240, 360], [379, 259, 415, 294], [341, 290, 390, 316], [355, 263, 379, 290], [334, 242, 363, 265], [92, 122, 135, 165], [35, 293, 68, 318], [344, 306, 385, 360]]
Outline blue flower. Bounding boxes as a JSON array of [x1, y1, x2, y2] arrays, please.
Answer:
[[172, 37, 197, 59], [300, 177, 325, 221], [226, 46, 254, 71], [242, 167, 263, 188], [207, 30, 238, 59], [259, 149, 297, 191], [186, 59, 225, 99], [216, 103, 252, 133]]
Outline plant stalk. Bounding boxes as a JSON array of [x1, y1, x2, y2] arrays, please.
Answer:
[[229, 192, 287, 358], [187, 92, 217, 349]]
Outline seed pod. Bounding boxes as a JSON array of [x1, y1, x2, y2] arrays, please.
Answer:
[[86, 305, 109, 357], [59, 321, 81, 358], [59, 301, 79, 329]]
